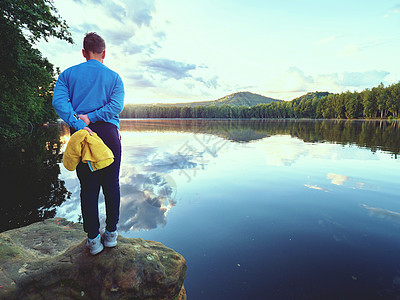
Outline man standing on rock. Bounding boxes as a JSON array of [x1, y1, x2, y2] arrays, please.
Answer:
[[52, 32, 124, 255]]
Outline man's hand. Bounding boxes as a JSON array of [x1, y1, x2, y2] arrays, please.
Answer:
[[78, 114, 92, 135], [83, 126, 93, 136], [78, 114, 91, 125]]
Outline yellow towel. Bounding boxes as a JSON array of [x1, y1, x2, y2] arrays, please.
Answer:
[[63, 130, 114, 172]]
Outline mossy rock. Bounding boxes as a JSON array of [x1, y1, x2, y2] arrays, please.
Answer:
[[0, 218, 186, 299]]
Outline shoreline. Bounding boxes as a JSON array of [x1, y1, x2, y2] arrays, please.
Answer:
[[119, 117, 400, 121]]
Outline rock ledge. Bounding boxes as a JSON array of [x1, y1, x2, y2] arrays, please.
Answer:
[[0, 218, 186, 299]]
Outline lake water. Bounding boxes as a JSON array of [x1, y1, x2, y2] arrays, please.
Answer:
[[4, 119, 400, 299]]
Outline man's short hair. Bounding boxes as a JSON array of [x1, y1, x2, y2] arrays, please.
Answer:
[[83, 32, 105, 54]]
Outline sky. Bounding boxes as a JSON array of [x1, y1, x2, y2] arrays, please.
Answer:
[[36, 0, 400, 104]]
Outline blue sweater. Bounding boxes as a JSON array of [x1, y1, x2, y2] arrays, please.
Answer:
[[52, 59, 124, 130]]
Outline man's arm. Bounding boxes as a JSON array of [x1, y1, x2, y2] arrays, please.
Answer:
[[87, 75, 125, 123], [52, 72, 88, 131]]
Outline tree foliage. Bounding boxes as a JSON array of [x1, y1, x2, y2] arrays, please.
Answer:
[[0, 0, 72, 139]]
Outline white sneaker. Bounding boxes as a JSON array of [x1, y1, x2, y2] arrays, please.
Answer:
[[101, 230, 118, 247], [86, 234, 104, 255]]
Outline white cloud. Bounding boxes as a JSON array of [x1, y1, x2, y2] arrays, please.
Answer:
[[103, 27, 136, 45], [383, 4, 400, 18], [267, 67, 390, 100], [338, 43, 360, 56], [267, 67, 314, 96], [338, 38, 385, 57], [71, 0, 156, 27], [338, 70, 390, 87], [124, 71, 156, 88], [142, 58, 196, 80], [314, 34, 343, 46]]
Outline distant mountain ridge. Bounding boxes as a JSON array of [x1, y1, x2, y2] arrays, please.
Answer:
[[150, 91, 282, 107], [292, 91, 331, 102]]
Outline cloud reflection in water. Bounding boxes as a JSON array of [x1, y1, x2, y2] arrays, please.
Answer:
[[57, 132, 210, 234], [327, 173, 349, 186], [362, 204, 400, 223], [119, 171, 177, 232], [109, 135, 211, 232], [144, 152, 198, 173]]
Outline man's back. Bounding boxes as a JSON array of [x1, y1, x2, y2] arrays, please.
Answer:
[[53, 59, 124, 131]]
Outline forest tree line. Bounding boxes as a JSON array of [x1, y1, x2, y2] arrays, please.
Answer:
[[120, 82, 400, 120]]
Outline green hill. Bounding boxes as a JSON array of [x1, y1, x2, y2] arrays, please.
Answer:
[[151, 91, 282, 107], [291, 91, 331, 103], [212, 91, 282, 107]]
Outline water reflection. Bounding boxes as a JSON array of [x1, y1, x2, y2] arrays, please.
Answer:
[[304, 184, 325, 191], [116, 134, 214, 231], [263, 137, 310, 166], [362, 204, 400, 223], [0, 125, 69, 232], [57, 128, 214, 232], [52, 119, 400, 299], [121, 119, 400, 156], [144, 152, 198, 173], [327, 173, 349, 185], [55, 119, 400, 234], [119, 171, 177, 232], [116, 129, 236, 231], [3, 119, 398, 233]]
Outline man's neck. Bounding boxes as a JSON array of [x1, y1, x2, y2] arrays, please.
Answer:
[[86, 55, 103, 63], [83, 50, 104, 63]]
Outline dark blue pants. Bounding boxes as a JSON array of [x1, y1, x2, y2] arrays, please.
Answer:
[[72, 122, 121, 239]]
